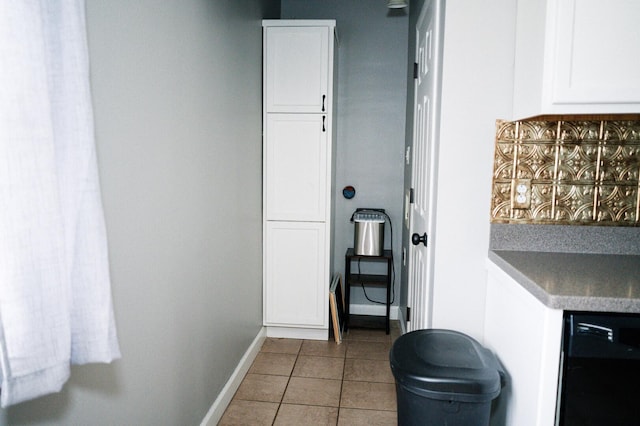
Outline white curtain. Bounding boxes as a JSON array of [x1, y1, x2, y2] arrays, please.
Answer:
[[0, 0, 120, 407]]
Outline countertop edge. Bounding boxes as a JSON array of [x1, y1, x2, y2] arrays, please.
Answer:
[[487, 250, 640, 314], [487, 251, 555, 307]]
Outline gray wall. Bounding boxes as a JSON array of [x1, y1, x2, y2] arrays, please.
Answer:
[[281, 0, 409, 310], [0, 1, 278, 424]]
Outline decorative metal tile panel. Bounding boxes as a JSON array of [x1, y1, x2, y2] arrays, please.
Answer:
[[491, 116, 640, 226], [597, 185, 638, 224], [600, 144, 639, 184], [557, 143, 599, 182], [554, 184, 595, 222], [517, 143, 556, 180]]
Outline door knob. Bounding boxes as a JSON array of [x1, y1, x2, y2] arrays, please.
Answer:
[[411, 232, 427, 246]]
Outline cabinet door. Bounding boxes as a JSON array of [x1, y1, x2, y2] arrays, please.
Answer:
[[265, 114, 327, 222], [514, 0, 640, 117], [548, 0, 640, 106], [264, 26, 329, 113], [264, 221, 327, 327]]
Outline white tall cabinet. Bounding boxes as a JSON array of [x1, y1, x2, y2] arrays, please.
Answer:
[[262, 20, 336, 340]]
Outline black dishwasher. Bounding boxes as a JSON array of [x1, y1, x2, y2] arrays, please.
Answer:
[[558, 312, 640, 425]]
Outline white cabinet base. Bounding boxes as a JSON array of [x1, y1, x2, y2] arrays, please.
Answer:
[[484, 260, 563, 426], [264, 221, 328, 328]]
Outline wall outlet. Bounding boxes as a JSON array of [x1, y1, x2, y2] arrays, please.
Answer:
[[511, 178, 531, 209]]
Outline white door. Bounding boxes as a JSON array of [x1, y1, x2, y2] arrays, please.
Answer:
[[264, 26, 329, 113], [265, 113, 328, 222], [264, 221, 327, 327], [406, 0, 443, 332]]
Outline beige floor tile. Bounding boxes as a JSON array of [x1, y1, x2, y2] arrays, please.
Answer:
[[338, 407, 398, 426], [249, 352, 297, 376], [340, 381, 397, 411], [282, 377, 342, 407], [233, 373, 289, 403], [300, 339, 346, 358], [222, 326, 403, 425], [346, 340, 392, 361], [274, 404, 339, 426], [218, 399, 279, 426], [292, 355, 345, 380], [343, 358, 395, 383], [343, 328, 392, 343], [390, 328, 402, 343], [261, 338, 303, 354]]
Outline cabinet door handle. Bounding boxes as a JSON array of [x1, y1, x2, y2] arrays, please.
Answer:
[[322, 95, 326, 112], [322, 116, 326, 132]]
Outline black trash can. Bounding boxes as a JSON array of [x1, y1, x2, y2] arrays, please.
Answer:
[[390, 329, 505, 426]]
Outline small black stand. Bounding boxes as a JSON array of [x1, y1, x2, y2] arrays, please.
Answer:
[[344, 248, 393, 334]]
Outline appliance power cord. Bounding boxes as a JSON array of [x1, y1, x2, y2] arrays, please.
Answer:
[[356, 210, 395, 306]]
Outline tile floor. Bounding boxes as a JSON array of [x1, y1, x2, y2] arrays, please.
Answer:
[[218, 322, 402, 425]]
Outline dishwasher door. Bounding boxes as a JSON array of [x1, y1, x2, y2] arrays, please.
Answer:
[[558, 312, 640, 426]]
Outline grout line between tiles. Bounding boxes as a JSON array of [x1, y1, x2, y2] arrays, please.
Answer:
[[337, 339, 347, 423]]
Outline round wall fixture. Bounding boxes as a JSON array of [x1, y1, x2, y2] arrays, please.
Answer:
[[342, 185, 356, 199]]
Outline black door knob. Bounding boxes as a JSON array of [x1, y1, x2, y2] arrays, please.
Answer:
[[411, 232, 427, 246]]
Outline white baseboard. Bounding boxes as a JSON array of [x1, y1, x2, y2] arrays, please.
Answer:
[[200, 327, 266, 426], [266, 326, 328, 340], [349, 303, 400, 319]]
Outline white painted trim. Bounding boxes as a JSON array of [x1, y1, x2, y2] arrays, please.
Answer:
[[266, 326, 328, 340], [262, 19, 336, 29], [200, 327, 266, 426], [349, 304, 399, 320], [396, 305, 408, 335]]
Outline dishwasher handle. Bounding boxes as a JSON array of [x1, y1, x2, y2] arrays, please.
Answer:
[[567, 313, 640, 360], [576, 322, 614, 342]]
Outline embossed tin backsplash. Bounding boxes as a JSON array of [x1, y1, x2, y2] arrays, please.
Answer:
[[491, 117, 640, 226]]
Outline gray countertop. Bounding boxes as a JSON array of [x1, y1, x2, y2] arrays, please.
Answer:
[[488, 250, 640, 313]]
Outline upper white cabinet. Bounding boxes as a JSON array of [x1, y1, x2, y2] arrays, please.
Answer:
[[513, 0, 640, 118], [264, 25, 330, 113]]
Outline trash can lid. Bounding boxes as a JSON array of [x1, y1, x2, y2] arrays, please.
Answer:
[[390, 329, 504, 402]]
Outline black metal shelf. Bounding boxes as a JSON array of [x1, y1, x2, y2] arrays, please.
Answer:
[[345, 248, 392, 334], [348, 273, 388, 287]]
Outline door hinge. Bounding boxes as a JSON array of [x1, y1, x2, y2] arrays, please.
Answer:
[[409, 188, 414, 203], [406, 306, 411, 321], [413, 62, 418, 79]]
